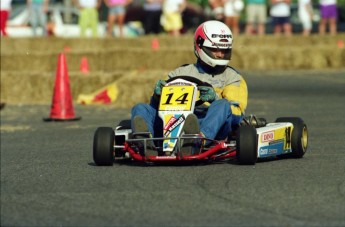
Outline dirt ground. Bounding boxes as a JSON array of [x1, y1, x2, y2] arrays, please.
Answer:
[[1, 34, 344, 107]]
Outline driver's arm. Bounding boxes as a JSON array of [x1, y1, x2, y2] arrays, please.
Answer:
[[221, 77, 248, 116], [150, 79, 168, 108]]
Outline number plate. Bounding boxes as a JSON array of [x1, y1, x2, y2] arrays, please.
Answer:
[[159, 86, 195, 111]]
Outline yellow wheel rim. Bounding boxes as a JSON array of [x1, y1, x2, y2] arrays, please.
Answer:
[[301, 126, 308, 151]]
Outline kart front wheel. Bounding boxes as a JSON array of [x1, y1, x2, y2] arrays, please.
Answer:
[[236, 125, 258, 165], [275, 117, 308, 158], [93, 127, 115, 166]]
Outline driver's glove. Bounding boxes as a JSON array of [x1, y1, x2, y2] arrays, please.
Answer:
[[154, 80, 167, 96], [199, 86, 216, 102]]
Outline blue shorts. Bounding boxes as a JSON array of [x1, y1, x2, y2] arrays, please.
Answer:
[[272, 16, 290, 26], [109, 5, 125, 15]]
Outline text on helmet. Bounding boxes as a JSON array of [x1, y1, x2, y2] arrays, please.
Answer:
[[211, 34, 232, 39], [212, 43, 231, 47]]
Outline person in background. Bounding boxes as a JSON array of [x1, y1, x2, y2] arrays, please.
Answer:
[[161, 0, 187, 36], [245, 0, 267, 35], [208, 0, 224, 21], [269, 0, 292, 36], [131, 20, 248, 156], [298, 0, 313, 36], [27, 0, 49, 36], [104, 0, 132, 37], [143, 0, 163, 35], [318, 0, 337, 35], [0, 0, 12, 37], [74, 0, 102, 37], [223, 0, 244, 35]]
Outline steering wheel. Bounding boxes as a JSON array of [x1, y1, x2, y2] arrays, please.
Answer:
[[165, 75, 213, 106]]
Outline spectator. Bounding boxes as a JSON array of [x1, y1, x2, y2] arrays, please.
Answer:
[[104, 0, 132, 37], [223, 0, 244, 35], [208, 0, 224, 20], [298, 0, 313, 36], [269, 0, 292, 36], [318, 0, 337, 35], [0, 0, 12, 37], [143, 0, 163, 35], [74, 0, 102, 37], [161, 0, 187, 36], [27, 0, 49, 36], [245, 0, 267, 35]]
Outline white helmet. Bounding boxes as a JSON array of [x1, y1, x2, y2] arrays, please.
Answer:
[[194, 20, 233, 71]]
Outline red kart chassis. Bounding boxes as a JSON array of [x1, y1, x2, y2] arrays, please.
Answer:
[[117, 134, 237, 162], [94, 117, 308, 166]]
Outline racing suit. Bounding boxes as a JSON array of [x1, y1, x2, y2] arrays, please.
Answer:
[[131, 61, 248, 140]]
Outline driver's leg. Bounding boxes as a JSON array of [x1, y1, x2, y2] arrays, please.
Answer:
[[131, 103, 159, 156], [131, 103, 157, 136], [215, 115, 243, 140], [200, 99, 231, 140]]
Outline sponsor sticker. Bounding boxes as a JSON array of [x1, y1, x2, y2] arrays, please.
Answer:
[[259, 148, 278, 156], [260, 148, 268, 155], [164, 115, 185, 137], [268, 149, 277, 154], [261, 131, 274, 142], [211, 34, 232, 38], [258, 143, 284, 157]]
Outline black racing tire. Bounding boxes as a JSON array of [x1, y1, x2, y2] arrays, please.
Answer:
[[118, 119, 131, 129], [236, 125, 258, 165], [275, 117, 308, 158], [93, 127, 115, 166]]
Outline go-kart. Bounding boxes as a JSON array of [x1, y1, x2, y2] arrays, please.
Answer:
[[93, 76, 308, 166]]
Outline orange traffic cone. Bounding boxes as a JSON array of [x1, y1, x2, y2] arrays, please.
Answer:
[[63, 45, 71, 53], [44, 53, 81, 122], [80, 56, 89, 74], [151, 38, 159, 51]]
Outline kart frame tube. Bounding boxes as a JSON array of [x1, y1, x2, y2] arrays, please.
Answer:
[[124, 141, 237, 162]]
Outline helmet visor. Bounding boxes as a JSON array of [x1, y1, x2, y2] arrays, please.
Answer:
[[202, 46, 232, 60]]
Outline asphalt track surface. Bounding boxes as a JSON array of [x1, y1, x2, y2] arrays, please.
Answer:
[[1, 71, 345, 227]]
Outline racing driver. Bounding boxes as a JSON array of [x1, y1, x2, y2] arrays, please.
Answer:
[[131, 20, 248, 156]]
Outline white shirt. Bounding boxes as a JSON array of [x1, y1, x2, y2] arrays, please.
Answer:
[[298, 0, 312, 20], [224, 0, 243, 16], [78, 0, 98, 8], [319, 0, 336, 5], [270, 2, 291, 17], [224, 0, 236, 16], [163, 0, 184, 13], [298, 0, 310, 14], [1, 0, 12, 10]]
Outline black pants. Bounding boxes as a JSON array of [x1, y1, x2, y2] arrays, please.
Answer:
[[143, 10, 162, 34]]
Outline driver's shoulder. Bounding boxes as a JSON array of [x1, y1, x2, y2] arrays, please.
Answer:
[[224, 66, 244, 80], [168, 64, 197, 78], [225, 66, 241, 76], [176, 64, 195, 71]]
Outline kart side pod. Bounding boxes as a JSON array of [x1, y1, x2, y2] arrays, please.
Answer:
[[236, 117, 308, 165]]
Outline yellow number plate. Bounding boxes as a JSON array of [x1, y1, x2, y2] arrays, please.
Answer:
[[159, 86, 195, 111]]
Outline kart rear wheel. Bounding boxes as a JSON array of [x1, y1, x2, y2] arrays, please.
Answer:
[[118, 119, 131, 129], [236, 125, 258, 165], [275, 117, 308, 158], [93, 127, 115, 166]]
